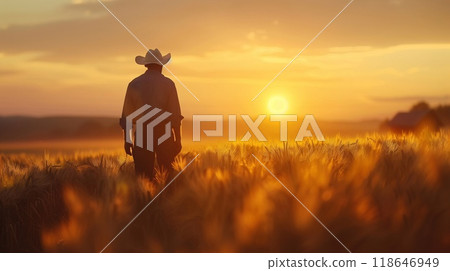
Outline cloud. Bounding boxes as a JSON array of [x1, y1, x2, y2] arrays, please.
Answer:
[[0, 0, 449, 64], [1, 0, 450, 118], [0, 69, 19, 77]]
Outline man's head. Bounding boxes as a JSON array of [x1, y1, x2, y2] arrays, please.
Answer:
[[145, 63, 163, 72], [135, 48, 171, 67]]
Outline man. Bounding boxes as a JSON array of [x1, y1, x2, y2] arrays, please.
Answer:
[[120, 48, 183, 179]]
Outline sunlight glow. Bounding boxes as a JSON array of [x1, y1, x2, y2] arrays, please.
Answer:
[[268, 96, 289, 114]]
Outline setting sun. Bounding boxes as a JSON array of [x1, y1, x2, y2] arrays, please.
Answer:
[[268, 96, 289, 114]]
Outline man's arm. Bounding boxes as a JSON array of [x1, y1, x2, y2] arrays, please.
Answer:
[[167, 81, 183, 150], [173, 122, 182, 142], [121, 83, 135, 155]]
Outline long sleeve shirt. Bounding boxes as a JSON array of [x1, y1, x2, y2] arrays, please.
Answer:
[[120, 69, 183, 129]]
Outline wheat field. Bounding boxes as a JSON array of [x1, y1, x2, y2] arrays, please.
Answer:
[[0, 133, 449, 252]]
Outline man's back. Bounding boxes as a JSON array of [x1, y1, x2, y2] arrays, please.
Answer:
[[122, 69, 181, 119]]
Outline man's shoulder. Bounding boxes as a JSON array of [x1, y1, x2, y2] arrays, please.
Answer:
[[161, 75, 176, 87], [128, 74, 145, 87], [128, 73, 175, 90]]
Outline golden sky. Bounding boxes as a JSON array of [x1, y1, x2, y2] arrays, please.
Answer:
[[0, 0, 449, 120]]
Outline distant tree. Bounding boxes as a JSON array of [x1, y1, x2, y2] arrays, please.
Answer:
[[410, 101, 430, 112], [435, 104, 450, 126]]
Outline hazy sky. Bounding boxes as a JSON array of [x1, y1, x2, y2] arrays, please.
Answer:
[[0, 0, 449, 120]]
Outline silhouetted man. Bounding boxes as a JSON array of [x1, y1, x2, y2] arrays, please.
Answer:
[[120, 49, 183, 179]]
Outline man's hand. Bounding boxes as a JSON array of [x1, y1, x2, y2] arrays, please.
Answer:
[[124, 142, 133, 156]]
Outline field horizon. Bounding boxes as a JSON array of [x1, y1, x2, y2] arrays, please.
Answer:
[[0, 115, 383, 145]]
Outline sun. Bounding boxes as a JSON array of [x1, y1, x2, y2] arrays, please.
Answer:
[[268, 96, 289, 114]]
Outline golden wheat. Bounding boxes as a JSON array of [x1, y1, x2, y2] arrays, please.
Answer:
[[0, 132, 449, 252]]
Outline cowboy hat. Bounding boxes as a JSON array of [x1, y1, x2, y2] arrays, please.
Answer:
[[135, 48, 171, 66]]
